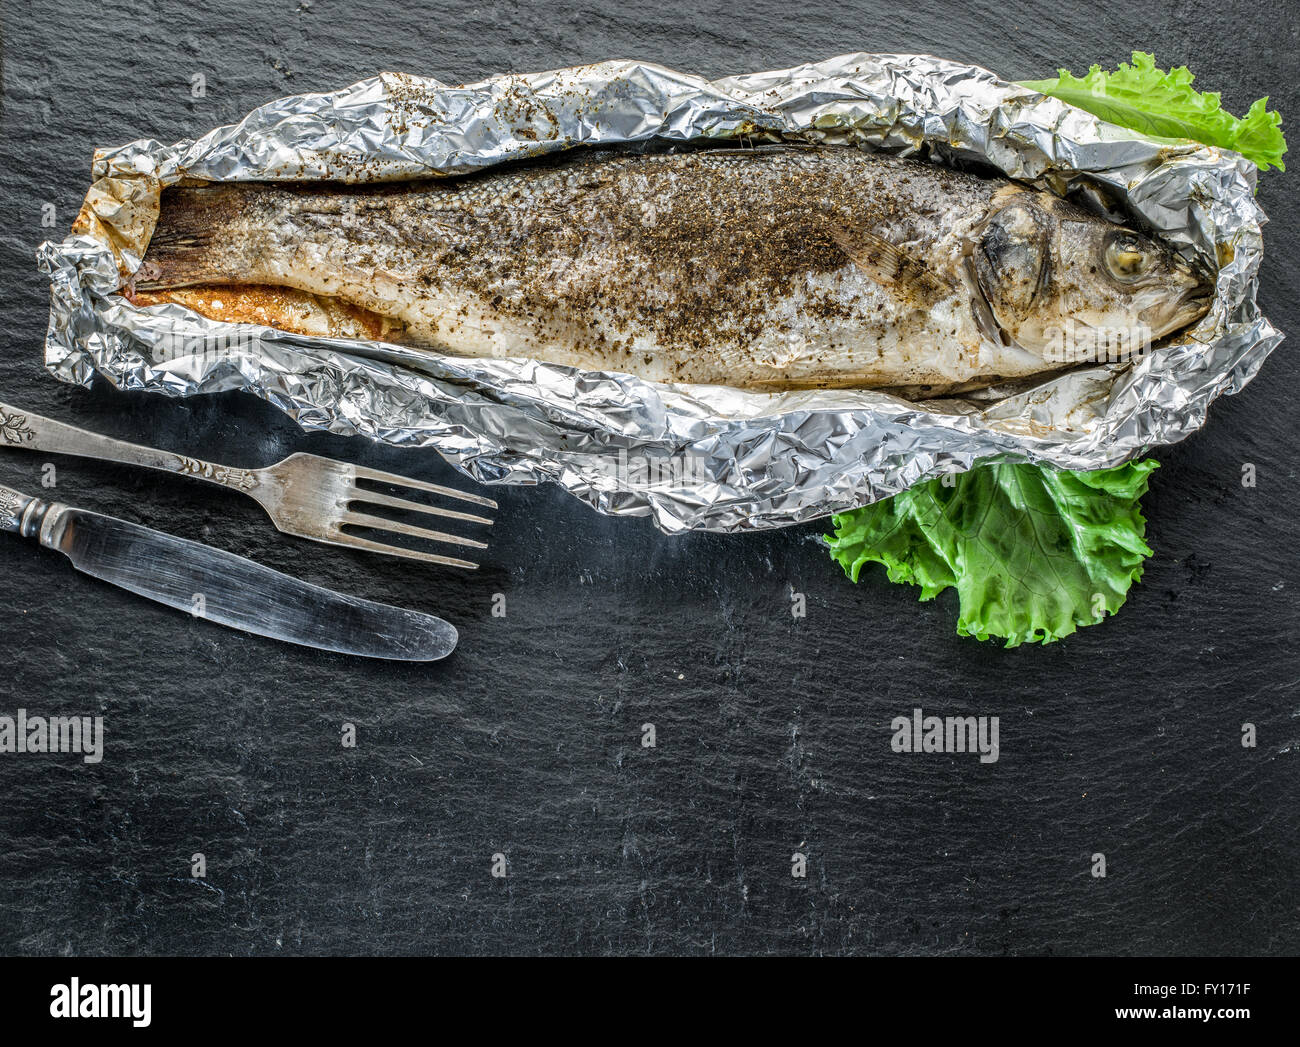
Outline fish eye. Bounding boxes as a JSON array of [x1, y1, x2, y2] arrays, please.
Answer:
[[1104, 233, 1150, 283]]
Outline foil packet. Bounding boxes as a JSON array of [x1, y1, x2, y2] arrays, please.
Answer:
[[38, 53, 1281, 533]]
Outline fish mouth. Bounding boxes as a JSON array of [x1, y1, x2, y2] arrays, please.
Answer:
[[1172, 281, 1216, 329], [1141, 278, 1216, 338]]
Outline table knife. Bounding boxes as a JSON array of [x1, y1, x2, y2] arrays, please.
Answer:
[[0, 482, 458, 661]]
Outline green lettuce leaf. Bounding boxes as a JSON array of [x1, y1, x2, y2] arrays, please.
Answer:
[[825, 461, 1159, 647], [1020, 51, 1286, 172]]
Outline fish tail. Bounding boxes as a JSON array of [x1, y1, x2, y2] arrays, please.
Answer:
[[135, 184, 261, 290]]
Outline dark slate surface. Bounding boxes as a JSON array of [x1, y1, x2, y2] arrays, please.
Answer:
[[0, 0, 1296, 956]]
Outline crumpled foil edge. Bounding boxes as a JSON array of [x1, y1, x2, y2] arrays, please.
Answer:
[[38, 53, 1283, 533]]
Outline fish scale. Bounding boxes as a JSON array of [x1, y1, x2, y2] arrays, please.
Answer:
[[133, 145, 1211, 393]]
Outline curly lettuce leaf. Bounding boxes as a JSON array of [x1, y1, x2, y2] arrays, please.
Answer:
[[825, 461, 1158, 647], [1020, 51, 1286, 172]]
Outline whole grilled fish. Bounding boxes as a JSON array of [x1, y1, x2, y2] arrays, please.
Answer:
[[133, 145, 1213, 393]]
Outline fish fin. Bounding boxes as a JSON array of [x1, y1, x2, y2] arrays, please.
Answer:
[[135, 185, 254, 290], [827, 224, 955, 308], [963, 255, 1010, 347]]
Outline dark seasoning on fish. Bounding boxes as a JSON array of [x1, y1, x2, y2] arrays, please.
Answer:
[[131, 142, 1214, 394]]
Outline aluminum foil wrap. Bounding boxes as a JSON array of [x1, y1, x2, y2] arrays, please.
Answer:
[[39, 53, 1282, 533]]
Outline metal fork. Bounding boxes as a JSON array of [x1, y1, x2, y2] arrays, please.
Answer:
[[0, 401, 495, 569]]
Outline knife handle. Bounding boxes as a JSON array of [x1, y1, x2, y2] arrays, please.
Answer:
[[0, 482, 64, 544], [0, 401, 263, 500], [0, 482, 30, 535]]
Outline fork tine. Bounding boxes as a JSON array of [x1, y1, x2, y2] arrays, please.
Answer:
[[340, 510, 491, 550], [350, 465, 498, 510], [348, 487, 494, 527], [325, 531, 481, 570]]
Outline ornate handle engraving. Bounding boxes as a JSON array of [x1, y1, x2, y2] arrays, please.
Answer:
[[0, 408, 35, 446], [0, 488, 25, 521], [174, 455, 259, 490]]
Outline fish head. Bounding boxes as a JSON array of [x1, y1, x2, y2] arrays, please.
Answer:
[[972, 191, 1214, 363]]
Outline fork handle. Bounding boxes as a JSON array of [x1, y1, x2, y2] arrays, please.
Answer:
[[0, 402, 262, 493]]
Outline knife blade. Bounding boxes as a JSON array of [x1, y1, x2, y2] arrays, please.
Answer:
[[0, 483, 458, 661]]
